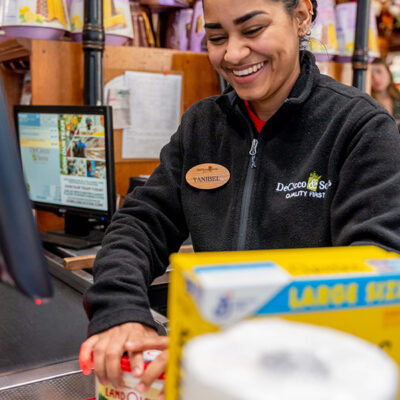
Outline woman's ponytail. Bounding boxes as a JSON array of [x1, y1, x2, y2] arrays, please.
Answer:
[[310, 0, 318, 23]]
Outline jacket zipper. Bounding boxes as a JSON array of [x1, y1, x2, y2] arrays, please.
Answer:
[[237, 138, 258, 250]]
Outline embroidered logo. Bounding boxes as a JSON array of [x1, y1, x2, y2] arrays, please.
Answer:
[[307, 171, 322, 192], [275, 172, 332, 200]]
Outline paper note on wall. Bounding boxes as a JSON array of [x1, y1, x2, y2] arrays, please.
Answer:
[[122, 71, 182, 159], [107, 89, 131, 129], [105, 75, 130, 129]]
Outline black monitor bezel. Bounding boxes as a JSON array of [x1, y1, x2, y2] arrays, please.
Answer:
[[13, 105, 116, 221]]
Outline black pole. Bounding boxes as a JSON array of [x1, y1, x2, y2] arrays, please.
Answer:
[[352, 0, 371, 91], [83, 0, 105, 105]]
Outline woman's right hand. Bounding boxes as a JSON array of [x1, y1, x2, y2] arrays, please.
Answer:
[[79, 322, 159, 389], [125, 336, 169, 400]]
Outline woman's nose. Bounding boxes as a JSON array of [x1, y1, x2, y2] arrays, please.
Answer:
[[224, 38, 251, 65]]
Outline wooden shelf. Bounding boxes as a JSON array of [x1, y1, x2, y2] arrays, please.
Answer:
[[0, 38, 31, 118], [0, 38, 31, 63]]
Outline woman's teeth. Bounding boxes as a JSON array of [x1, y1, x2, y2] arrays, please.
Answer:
[[232, 62, 264, 77]]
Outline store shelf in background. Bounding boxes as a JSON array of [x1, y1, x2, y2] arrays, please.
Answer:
[[0, 38, 31, 117], [0, 38, 220, 232], [0, 38, 219, 110]]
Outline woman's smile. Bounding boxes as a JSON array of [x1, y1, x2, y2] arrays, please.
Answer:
[[228, 61, 267, 84]]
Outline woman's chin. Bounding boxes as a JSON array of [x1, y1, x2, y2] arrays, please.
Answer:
[[234, 88, 268, 103]]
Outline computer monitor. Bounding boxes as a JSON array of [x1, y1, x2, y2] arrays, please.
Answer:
[[0, 78, 53, 302], [14, 105, 115, 249]]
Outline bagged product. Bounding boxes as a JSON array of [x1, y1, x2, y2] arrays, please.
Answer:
[[308, 0, 338, 61], [189, 0, 206, 52], [335, 2, 380, 61], [165, 8, 193, 50], [140, 0, 190, 7], [69, 0, 133, 45], [1, 0, 70, 40]]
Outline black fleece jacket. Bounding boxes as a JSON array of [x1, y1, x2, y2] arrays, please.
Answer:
[[84, 51, 400, 335]]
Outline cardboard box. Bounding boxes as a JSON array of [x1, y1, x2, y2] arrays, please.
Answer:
[[166, 246, 400, 399]]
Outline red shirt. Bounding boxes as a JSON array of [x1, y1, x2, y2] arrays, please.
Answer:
[[244, 100, 266, 134]]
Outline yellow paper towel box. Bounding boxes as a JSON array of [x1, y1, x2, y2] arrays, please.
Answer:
[[166, 246, 400, 399]]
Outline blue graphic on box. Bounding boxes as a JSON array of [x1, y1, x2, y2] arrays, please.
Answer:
[[214, 292, 234, 318], [256, 274, 400, 315], [194, 262, 277, 274], [187, 261, 288, 325]]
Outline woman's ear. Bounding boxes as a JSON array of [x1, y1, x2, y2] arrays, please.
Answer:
[[294, 0, 313, 37]]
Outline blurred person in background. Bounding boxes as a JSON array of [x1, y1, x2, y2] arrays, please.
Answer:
[[371, 57, 400, 127]]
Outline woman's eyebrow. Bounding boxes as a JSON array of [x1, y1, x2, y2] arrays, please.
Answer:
[[204, 11, 267, 30], [204, 22, 223, 29], [234, 10, 266, 25]]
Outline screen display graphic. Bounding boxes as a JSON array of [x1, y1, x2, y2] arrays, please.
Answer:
[[18, 112, 108, 212]]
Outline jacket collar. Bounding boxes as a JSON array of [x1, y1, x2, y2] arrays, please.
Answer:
[[216, 50, 319, 111]]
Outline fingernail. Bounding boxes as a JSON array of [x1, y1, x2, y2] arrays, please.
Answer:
[[136, 382, 147, 393], [111, 381, 120, 389], [133, 367, 142, 376], [99, 378, 110, 386], [82, 367, 91, 376], [126, 341, 136, 348]]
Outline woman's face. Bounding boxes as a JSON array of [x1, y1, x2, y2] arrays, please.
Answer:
[[203, 0, 309, 103], [371, 64, 392, 93]]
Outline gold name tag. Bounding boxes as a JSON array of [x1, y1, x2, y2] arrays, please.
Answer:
[[185, 163, 230, 190]]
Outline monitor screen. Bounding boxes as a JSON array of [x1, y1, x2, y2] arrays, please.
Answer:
[[0, 79, 53, 301], [14, 105, 115, 249]]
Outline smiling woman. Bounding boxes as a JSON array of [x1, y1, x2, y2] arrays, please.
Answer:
[[79, 0, 400, 398], [204, 0, 315, 120]]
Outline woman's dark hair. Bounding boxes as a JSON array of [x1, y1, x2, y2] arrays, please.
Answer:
[[201, 0, 318, 24], [202, 0, 318, 47], [371, 58, 400, 101], [273, 0, 318, 23]]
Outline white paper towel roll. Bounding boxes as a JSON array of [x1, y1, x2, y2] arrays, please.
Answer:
[[182, 319, 399, 400]]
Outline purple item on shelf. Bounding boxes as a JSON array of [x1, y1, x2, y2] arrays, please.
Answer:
[[158, 0, 187, 5], [308, 0, 337, 60], [314, 53, 335, 62], [335, 2, 379, 60], [105, 35, 129, 46], [141, 0, 189, 6], [166, 9, 193, 50], [333, 55, 375, 64], [2, 26, 66, 40], [1, 0, 69, 40], [189, 0, 206, 52], [70, 33, 82, 42], [65, 0, 73, 10]]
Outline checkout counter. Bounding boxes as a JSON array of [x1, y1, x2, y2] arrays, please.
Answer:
[[0, 245, 169, 400]]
